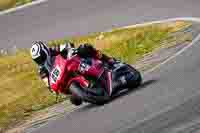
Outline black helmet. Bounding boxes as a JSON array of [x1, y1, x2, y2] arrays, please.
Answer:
[[30, 41, 50, 65]]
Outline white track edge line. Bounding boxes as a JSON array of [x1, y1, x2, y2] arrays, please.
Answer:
[[0, 0, 48, 16], [145, 32, 200, 74], [106, 17, 200, 32]]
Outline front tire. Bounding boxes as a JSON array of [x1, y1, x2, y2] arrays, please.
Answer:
[[70, 95, 83, 106], [69, 82, 108, 105], [69, 82, 85, 106]]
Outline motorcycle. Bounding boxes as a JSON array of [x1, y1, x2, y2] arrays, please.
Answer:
[[49, 53, 142, 106]]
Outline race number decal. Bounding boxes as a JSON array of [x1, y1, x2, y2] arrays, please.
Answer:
[[51, 66, 61, 83]]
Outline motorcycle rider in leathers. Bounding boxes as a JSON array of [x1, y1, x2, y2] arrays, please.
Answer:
[[30, 41, 117, 104]]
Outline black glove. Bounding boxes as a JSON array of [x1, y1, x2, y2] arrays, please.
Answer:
[[38, 66, 49, 79]]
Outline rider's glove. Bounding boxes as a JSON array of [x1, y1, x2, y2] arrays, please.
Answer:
[[38, 66, 49, 79]]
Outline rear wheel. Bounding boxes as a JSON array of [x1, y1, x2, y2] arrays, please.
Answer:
[[126, 65, 142, 88]]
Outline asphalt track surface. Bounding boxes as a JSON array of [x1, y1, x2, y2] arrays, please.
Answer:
[[1, 0, 200, 48], [2, 0, 200, 133]]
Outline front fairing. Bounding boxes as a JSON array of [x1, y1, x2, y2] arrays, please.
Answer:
[[80, 57, 104, 79], [49, 55, 68, 92], [49, 54, 106, 93], [49, 55, 81, 93]]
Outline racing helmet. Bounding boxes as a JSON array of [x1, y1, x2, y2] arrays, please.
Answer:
[[30, 41, 50, 65]]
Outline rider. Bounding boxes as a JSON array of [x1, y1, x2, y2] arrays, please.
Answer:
[[30, 41, 116, 101]]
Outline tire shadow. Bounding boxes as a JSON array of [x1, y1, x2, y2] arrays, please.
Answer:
[[109, 79, 159, 103], [76, 79, 159, 112]]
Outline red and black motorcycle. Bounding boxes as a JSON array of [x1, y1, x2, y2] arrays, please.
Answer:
[[49, 53, 142, 106]]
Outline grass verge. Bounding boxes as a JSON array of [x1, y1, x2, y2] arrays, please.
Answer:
[[0, 0, 32, 11], [0, 21, 192, 131]]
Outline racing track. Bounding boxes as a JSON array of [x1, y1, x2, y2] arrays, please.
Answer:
[[1, 0, 200, 132]]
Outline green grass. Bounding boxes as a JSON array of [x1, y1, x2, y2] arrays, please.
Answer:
[[0, 51, 60, 128], [49, 21, 192, 64], [15, 0, 32, 6], [0, 21, 192, 131]]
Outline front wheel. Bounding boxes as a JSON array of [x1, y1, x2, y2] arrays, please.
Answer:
[[69, 82, 84, 106], [69, 82, 109, 105], [70, 95, 83, 106]]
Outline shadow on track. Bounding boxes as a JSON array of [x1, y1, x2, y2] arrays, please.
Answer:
[[75, 79, 159, 113], [109, 79, 159, 103]]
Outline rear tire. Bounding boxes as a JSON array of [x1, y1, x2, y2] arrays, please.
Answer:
[[126, 65, 142, 88]]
